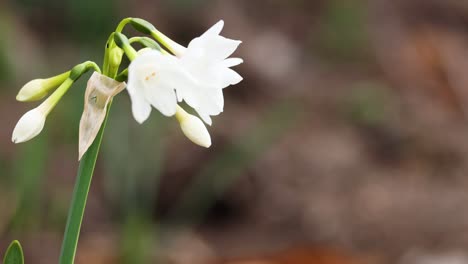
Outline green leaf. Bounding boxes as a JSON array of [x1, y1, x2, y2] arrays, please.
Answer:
[[3, 240, 24, 264]]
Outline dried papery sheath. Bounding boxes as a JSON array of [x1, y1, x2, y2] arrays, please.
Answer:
[[79, 72, 126, 160]]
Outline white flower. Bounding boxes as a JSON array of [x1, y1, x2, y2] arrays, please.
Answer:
[[174, 20, 243, 125], [137, 20, 243, 125], [126, 20, 243, 147], [12, 108, 46, 143], [175, 106, 211, 148], [127, 50, 195, 123]]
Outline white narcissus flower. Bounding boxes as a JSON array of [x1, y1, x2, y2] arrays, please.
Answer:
[[126, 20, 242, 147], [128, 20, 243, 125], [173, 20, 243, 125], [12, 108, 46, 143]]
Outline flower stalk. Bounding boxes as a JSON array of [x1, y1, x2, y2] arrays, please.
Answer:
[[58, 104, 111, 264], [10, 17, 243, 264], [58, 40, 116, 264]]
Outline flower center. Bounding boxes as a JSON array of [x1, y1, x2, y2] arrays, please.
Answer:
[[144, 71, 157, 81]]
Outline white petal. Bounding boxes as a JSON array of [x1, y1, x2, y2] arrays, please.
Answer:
[[185, 38, 207, 61], [225, 68, 243, 85], [222, 58, 243, 68], [200, 88, 224, 110], [128, 50, 189, 118], [202, 20, 224, 37], [127, 81, 152, 124], [127, 59, 154, 124], [175, 89, 183, 102], [137, 47, 153, 55], [214, 68, 242, 88], [186, 36, 240, 62], [212, 88, 224, 109], [177, 85, 201, 109], [205, 36, 241, 60], [142, 80, 177, 116], [192, 92, 224, 125], [136, 49, 165, 61], [198, 112, 212, 126]]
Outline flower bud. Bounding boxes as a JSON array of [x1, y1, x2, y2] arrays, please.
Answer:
[[114, 32, 137, 60], [16, 71, 69, 102], [133, 37, 162, 51], [12, 76, 79, 144], [16, 79, 48, 101], [130, 18, 156, 35], [12, 108, 46, 143], [176, 106, 211, 148]]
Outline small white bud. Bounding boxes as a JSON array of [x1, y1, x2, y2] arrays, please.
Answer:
[[176, 106, 211, 148], [12, 108, 46, 143], [180, 114, 212, 148], [16, 79, 48, 102]]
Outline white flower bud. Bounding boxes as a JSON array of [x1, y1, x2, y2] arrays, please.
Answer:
[[180, 114, 212, 148], [16, 79, 49, 102], [16, 71, 69, 102], [176, 106, 211, 148], [12, 108, 46, 143]]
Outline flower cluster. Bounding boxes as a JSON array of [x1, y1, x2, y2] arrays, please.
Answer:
[[12, 18, 243, 152], [128, 20, 243, 127]]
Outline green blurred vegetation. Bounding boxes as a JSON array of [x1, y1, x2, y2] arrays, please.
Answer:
[[314, 0, 371, 63]]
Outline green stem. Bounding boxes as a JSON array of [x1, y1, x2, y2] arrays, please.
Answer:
[[58, 108, 111, 264], [116, 17, 132, 33], [58, 38, 119, 263]]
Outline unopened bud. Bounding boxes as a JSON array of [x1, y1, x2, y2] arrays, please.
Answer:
[[176, 106, 211, 148], [130, 18, 156, 35], [12, 108, 46, 143], [114, 32, 137, 60], [16, 71, 69, 102]]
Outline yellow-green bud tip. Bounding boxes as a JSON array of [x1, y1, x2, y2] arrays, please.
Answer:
[[16, 79, 48, 102]]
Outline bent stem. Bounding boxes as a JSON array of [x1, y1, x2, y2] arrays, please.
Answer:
[[58, 105, 112, 264]]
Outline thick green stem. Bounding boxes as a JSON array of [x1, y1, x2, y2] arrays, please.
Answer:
[[58, 108, 111, 264], [58, 35, 119, 263]]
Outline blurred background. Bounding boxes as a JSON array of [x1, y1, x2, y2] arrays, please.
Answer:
[[1, 0, 468, 263]]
